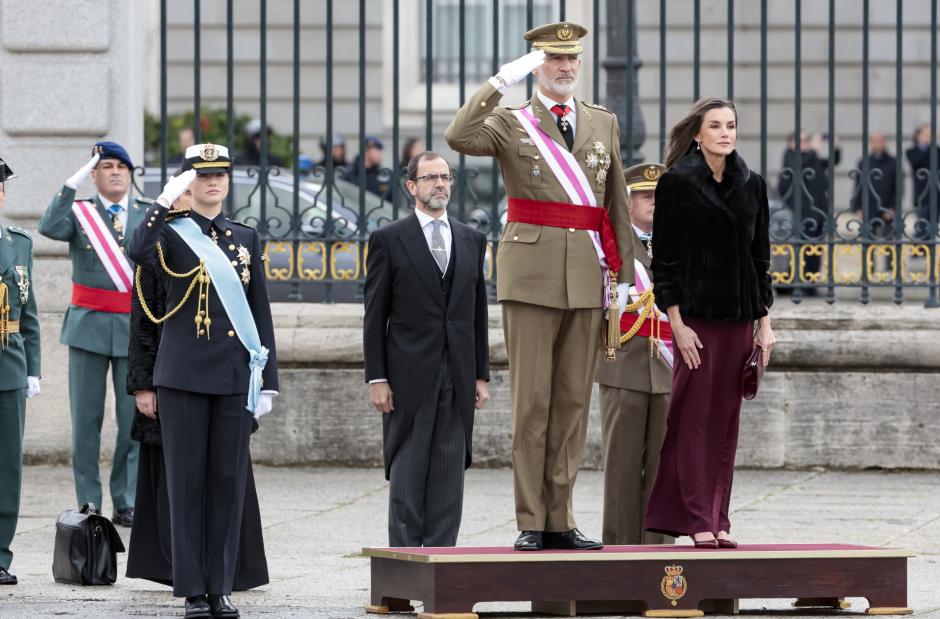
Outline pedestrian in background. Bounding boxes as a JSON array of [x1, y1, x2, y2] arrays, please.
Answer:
[[644, 97, 776, 548]]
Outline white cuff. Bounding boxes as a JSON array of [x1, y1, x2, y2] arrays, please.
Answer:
[[260, 390, 278, 396], [487, 76, 507, 94], [369, 379, 388, 384]]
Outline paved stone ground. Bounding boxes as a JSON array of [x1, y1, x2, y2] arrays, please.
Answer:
[[1, 466, 938, 618]]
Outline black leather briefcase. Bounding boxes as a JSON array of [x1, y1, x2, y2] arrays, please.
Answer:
[[52, 503, 126, 585]]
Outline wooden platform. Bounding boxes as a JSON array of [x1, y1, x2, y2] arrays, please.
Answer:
[[362, 543, 914, 618]]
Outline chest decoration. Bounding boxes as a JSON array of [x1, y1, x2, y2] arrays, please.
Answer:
[[519, 137, 535, 146], [237, 245, 251, 285], [14, 265, 29, 304], [585, 140, 611, 186]]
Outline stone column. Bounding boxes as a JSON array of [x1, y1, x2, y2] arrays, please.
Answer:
[[0, 0, 145, 462]]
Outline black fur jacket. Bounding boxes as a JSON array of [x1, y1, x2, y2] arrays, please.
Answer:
[[127, 265, 165, 446], [651, 149, 773, 322]]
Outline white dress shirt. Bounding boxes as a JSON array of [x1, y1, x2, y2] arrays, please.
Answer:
[[536, 90, 577, 137], [98, 192, 129, 231], [415, 208, 452, 273]]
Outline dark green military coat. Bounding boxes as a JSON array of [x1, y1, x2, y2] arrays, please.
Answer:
[[38, 185, 149, 357], [0, 226, 40, 390]]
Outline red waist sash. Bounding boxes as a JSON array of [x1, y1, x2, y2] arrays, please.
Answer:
[[71, 283, 132, 314], [620, 311, 673, 342], [506, 197, 623, 274]]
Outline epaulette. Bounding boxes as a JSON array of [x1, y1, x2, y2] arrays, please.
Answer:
[[135, 196, 155, 206], [505, 102, 529, 111], [7, 226, 31, 240], [226, 218, 253, 229], [165, 209, 188, 222], [582, 101, 613, 114]]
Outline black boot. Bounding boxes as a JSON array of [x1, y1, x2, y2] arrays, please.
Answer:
[[208, 594, 239, 618], [184, 595, 211, 618], [0, 568, 17, 585]]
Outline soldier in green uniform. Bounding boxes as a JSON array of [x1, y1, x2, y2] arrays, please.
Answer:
[[38, 142, 149, 527], [0, 158, 42, 585], [594, 163, 675, 546], [445, 22, 634, 551]]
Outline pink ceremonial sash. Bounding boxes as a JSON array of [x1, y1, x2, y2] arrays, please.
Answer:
[[71, 200, 133, 293]]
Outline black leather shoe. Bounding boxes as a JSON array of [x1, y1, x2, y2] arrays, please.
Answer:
[[112, 507, 134, 527], [208, 594, 239, 618], [543, 528, 603, 550], [513, 530, 543, 551], [0, 568, 17, 585], [184, 595, 212, 618]]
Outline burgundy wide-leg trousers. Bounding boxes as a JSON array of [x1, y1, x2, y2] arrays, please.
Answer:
[[644, 317, 753, 538]]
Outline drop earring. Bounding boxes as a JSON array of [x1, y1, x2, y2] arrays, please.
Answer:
[[696, 141, 701, 150]]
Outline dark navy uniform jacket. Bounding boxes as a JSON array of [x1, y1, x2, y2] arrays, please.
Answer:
[[128, 207, 278, 395]]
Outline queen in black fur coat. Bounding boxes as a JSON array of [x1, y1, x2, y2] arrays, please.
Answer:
[[643, 97, 777, 547], [124, 211, 269, 590]]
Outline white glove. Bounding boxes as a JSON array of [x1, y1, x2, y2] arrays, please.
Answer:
[[253, 391, 275, 421], [65, 153, 100, 189], [26, 376, 40, 399], [616, 283, 632, 318], [494, 49, 545, 88], [156, 169, 197, 208]]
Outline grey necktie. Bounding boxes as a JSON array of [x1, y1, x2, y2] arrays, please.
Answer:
[[430, 220, 447, 273]]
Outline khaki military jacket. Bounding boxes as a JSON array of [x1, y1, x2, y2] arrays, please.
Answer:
[[594, 231, 672, 394], [444, 82, 633, 309]]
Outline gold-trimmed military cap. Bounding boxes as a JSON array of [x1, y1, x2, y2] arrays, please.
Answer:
[[525, 21, 588, 55], [184, 143, 232, 174], [624, 163, 666, 192]]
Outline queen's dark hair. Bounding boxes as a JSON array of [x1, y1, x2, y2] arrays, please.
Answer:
[[663, 96, 738, 170]]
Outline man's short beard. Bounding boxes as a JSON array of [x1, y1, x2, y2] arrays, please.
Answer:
[[540, 73, 578, 96], [419, 192, 449, 211]]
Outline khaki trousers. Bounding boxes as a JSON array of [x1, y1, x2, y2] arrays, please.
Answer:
[[599, 384, 673, 545], [503, 301, 602, 532]]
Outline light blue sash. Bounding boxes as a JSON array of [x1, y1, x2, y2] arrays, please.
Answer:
[[169, 217, 268, 413]]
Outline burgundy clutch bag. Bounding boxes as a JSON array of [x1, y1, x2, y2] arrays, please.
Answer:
[[741, 347, 764, 401]]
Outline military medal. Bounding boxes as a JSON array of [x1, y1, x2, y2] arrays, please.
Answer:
[[532, 164, 541, 177], [237, 245, 251, 285], [585, 140, 611, 186], [14, 266, 29, 304], [647, 238, 653, 260]]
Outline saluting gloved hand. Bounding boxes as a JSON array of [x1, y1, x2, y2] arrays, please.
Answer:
[[494, 49, 546, 89], [156, 169, 197, 209], [254, 391, 275, 421], [65, 153, 100, 189], [616, 283, 632, 318], [25, 376, 40, 399]]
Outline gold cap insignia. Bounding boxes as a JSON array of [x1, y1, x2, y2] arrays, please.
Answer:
[[201, 143, 220, 161], [92, 145, 103, 155], [557, 24, 573, 41], [644, 165, 661, 182]]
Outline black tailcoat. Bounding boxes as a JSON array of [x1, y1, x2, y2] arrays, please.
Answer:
[[363, 213, 490, 479], [128, 208, 278, 395]]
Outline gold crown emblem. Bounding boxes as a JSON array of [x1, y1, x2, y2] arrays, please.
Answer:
[[557, 24, 573, 40], [664, 565, 683, 577], [201, 143, 219, 161], [643, 165, 661, 181]]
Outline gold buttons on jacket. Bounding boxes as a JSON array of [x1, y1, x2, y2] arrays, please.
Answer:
[[513, 235, 519, 241], [231, 260, 238, 266], [480, 101, 487, 108], [568, 228, 576, 232], [225, 230, 232, 237], [229, 244, 236, 250], [227, 330, 235, 337]]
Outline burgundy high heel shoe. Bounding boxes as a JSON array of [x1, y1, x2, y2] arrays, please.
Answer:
[[692, 534, 719, 549], [716, 533, 738, 548]]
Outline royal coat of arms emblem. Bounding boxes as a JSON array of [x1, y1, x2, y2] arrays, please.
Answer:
[[660, 564, 688, 607]]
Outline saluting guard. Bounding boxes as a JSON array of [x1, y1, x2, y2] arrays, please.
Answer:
[[128, 143, 277, 619], [38, 142, 147, 527], [594, 163, 675, 546], [445, 22, 635, 551], [0, 159, 41, 586]]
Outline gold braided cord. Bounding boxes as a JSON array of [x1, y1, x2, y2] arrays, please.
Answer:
[[619, 286, 666, 359], [135, 242, 211, 334], [0, 282, 9, 349]]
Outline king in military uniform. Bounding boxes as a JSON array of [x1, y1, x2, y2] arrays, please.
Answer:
[[594, 163, 675, 547], [38, 141, 147, 527], [128, 144, 277, 618], [0, 158, 42, 586], [445, 22, 634, 551]]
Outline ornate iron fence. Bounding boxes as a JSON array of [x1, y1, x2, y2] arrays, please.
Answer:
[[154, 0, 940, 306]]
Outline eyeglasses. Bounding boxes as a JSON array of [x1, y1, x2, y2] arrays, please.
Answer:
[[414, 173, 454, 184]]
